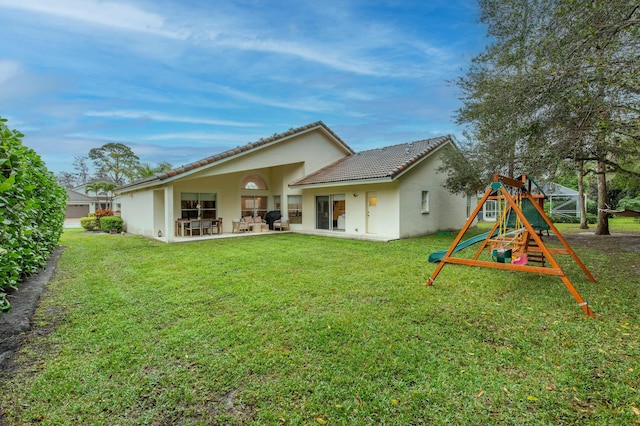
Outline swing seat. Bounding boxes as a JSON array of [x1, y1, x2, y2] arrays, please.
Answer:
[[491, 248, 512, 263], [511, 253, 528, 265]]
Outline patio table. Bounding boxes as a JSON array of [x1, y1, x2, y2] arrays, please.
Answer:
[[175, 218, 223, 236]]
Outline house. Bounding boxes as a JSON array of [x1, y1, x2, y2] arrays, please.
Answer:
[[541, 182, 585, 218], [65, 188, 96, 218], [117, 121, 474, 242], [480, 181, 585, 221], [72, 177, 119, 212]]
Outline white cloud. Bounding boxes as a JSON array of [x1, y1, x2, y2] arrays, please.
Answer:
[[0, 0, 453, 78], [0, 60, 66, 106], [143, 132, 256, 142], [0, 0, 187, 39], [85, 110, 259, 127], [0, 1, 486, 174], [208, 84, 338, 113], [214, 36, 387, 77]]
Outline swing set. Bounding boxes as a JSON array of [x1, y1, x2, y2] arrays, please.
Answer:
[[427, 174, 596, 317]]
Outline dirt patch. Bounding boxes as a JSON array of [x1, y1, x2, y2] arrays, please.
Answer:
[[555, 232, 640, 253], [0, 246, 65, 368]]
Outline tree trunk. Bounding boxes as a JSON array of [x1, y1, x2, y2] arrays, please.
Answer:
[[595, 160, 610, 235], [578, 161, 588, 229]]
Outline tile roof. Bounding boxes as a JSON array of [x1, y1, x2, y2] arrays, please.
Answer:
[[118, 121, 352, 192], [66, 188, 96, 202], [289, 135, 452, 187]]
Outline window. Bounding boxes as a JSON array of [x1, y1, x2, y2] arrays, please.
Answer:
[[421, 191, 430, 214], [241, 174, 267, 190], [181, 193, 217, 219], [274, 195, 281, 211], [241, 196, 267, 218], [484, 199, 498, 221], [288, 195, 302, 224]]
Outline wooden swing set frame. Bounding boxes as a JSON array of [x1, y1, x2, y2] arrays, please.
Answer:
[[427, 174, 596, 317]]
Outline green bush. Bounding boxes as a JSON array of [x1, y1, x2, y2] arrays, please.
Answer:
[[100, 216, 124, 233], [586, 199, 598, 215], [80, 217, 98, 231], [0, 117, 67, 311], [616, 196, 640, 212], [550, 214, 596, 224]]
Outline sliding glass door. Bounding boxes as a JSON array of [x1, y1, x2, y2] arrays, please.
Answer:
[[316, 196, 330, 230], [315, 194, 345, 231]]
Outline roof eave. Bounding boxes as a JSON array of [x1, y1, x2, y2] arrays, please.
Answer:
[[118, 121, 354, 193], [289, 177, 394, 189], [117, 176, 162, 193]]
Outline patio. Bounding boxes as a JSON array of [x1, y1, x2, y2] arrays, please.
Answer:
[[159, 228, 289, 243]]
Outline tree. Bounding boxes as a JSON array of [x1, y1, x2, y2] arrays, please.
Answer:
[[135, 161, 173, 179], [448, 0, 554, 184], [56, 171, 77, 189], [73, 155, 91, 185], [102, 182, 118, 210], [84, 182, 104, 209], [88, 143, 140, 185], [84, 181, 118, 210], [447, 0, 640, 235], [530, 1, 640, 234]]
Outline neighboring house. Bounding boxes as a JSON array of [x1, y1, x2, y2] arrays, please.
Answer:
[[481, 181, 585, 221], [117, 121, 474, 242], [73, 177, 119, 211], [65, 188, 96, 218], [541, 182, 585, 218]]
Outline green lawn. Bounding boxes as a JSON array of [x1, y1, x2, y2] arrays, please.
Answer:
[[1, 221, 639, 425]]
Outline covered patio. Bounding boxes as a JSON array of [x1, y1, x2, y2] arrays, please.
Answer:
[[155, 227, 291, 243]]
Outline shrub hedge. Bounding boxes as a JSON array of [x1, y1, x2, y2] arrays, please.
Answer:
[[80, 217, 99, 231], [100, 216, 124, 233], [0, 117, 67, 311], [549, 214, 597, 224], [617, 196, 640, 212]]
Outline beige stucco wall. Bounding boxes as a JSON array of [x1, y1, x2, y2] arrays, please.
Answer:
[[294, 145, 473, 241], [166, 164, 307, 233], [119, 128, 348, 241], [188, 131, 348, 179], [298, 182, 400, 240], [397, 146, 474, 238], [120, 189, 155, 237]]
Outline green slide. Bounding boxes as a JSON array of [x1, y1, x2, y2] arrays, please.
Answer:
[[428, 230, 496, 263]]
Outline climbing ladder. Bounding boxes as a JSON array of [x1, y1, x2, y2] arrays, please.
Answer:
[[427, 174, 596, 317]]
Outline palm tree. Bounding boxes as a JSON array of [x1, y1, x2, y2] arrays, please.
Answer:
[[136, 162, 173, 179], [85, 181, 118, 210], [84, 182, 104, 210], [101, 183, 118, 210]]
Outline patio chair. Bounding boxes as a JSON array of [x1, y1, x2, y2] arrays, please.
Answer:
[[184, 219, 201, 236], [233, 219, 250, 233], [213, 218, 223, 234], [201, 219, 212, 235], [273, 218, 290, 231]]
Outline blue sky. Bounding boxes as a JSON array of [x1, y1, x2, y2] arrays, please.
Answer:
[[0, 0, 487, 175]]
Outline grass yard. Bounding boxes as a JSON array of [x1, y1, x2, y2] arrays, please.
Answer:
[[1, 220, 639, 425]]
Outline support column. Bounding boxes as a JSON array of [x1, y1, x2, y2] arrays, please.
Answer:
[[164, 185, 174, 242]]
